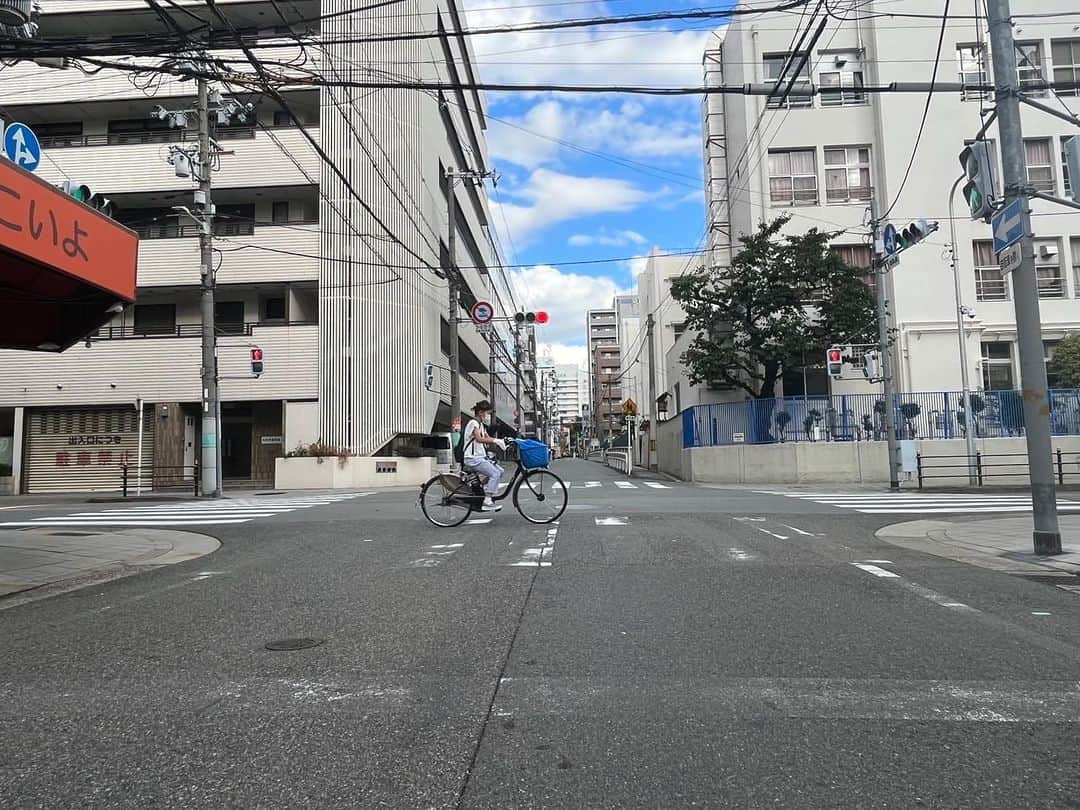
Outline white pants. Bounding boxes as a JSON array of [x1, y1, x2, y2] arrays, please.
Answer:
[[464, 457, 502, 496]]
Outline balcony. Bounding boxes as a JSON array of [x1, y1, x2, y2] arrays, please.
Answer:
[[37, 126, 260, 150], [33, 127, 320, 195], [90, 318, 316, 341], [0, 324, 318, 406], [136, 222, 320, 287]]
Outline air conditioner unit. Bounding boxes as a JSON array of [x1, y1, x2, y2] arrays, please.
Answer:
[[1039, 243, 1059, 258]]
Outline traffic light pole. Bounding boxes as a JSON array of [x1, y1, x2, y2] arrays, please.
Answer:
[[196, 77, 221, 498], [870, 195, 900, 490], [646, 312, 657, 471], [986, 0, 1061, 554], [947, 173, 979, 485]]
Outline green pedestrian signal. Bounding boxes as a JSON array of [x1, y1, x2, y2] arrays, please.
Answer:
[[61, 180, 115, 218]]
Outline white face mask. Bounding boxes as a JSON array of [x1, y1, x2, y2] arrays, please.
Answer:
[[482, 414, 492, 426]]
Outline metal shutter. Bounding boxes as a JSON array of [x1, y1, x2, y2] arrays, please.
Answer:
[[23, 407, 155, 494]]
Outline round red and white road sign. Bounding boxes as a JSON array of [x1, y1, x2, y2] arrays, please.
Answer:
[[471, 300, 494, 324]]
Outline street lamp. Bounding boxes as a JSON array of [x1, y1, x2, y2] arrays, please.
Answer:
[[947, 173, 979, 484]]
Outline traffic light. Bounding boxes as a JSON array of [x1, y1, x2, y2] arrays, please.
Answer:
[[250, 347, 264, 375], [1065, 135, 1080, 203], [827, 346, 844, 379], [959, 141, 997, 222], [62, 180, 114, 218], [423, 362, 434, 390], [896, 219, 938, 250], [513, 311, 549, 325], [863, 350, 880, 381]]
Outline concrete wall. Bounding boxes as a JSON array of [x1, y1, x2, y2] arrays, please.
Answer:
[[656, 417, 685, 480], [284, 400, 320, 453], [275, 456, 434, 490], [680, 436, 1080, 487]]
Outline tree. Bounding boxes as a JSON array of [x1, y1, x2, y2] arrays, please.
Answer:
[[670, 215, 877, 400], [1049, 333, 1080, 388]]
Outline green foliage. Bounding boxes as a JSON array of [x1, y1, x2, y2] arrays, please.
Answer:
[[1049, 334, 1080, 388], [669, 215, 877, 398]]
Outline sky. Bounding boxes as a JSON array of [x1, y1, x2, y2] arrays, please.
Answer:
[[461, 0, 722, 368]]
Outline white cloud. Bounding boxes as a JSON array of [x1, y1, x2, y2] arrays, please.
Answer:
[[537, 342, 589, 369], [509, 263, 627, 345], [568, 229, 647, 247], [496, 168, 650, 243]]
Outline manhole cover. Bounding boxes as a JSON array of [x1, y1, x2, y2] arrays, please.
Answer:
[[265, 637, 325, 651]]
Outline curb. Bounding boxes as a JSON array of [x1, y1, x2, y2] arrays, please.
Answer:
[[0, 529, 220, 608], [876, 519, 1080, 578]]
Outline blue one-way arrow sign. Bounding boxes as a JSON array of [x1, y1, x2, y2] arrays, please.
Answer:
[[2, 122, 41, 172], [992, 198, 1025, 254]]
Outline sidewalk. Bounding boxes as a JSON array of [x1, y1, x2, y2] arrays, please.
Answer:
[[0, 528, 220, 603], [878, 515, 1080, 579]]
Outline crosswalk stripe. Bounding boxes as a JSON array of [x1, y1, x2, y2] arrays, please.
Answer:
[[613, 481, 637, 489], [643, 482, 670, 489], [0, 492, 370, 528], [756, 489, 1080, 515]]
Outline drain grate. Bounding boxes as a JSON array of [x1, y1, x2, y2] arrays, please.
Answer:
[[265, 638, 325, 651]]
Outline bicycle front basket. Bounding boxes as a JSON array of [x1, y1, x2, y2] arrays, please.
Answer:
[[516, 439, 550, 469]]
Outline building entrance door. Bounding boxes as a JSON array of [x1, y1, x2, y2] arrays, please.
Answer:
[[222, 420, 252, 479]]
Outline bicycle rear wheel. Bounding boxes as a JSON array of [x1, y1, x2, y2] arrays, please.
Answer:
[[513, 468, 568, 524], [419, 475, 473, 527]]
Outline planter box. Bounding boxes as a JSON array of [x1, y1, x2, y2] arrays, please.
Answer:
[[274, 456, 434, 489]]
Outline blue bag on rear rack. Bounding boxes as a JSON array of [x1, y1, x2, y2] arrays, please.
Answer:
[[516, 439, 550, 469]]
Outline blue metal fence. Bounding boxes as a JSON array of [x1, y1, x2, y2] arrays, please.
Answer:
[[682, 389, 1080, 448]]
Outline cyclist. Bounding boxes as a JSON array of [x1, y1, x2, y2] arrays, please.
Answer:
[[462, 400, 506, 512]]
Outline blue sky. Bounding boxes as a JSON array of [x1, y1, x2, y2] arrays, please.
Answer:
[[462, 0, 723, 364]]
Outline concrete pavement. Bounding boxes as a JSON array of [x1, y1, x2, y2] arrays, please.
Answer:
[[2, 460, 1079, 807]]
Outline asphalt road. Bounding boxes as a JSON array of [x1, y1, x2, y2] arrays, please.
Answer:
[[2, 459, 1080, 808]]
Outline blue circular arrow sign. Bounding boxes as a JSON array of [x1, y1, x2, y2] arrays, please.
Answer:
[[3, 122, 41, 172], [882, 223, 897, 256]]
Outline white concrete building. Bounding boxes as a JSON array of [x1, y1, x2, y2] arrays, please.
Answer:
[[0, 0, 522, 493], [701, 0, 1080, 407]]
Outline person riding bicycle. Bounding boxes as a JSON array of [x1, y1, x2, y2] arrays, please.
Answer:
[[462, 400, 506, 512]]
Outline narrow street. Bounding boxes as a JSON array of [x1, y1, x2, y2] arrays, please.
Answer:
[[3, 460, 1079, 808]]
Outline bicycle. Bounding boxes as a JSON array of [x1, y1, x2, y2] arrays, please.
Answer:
[[418, 438, 568, 527]]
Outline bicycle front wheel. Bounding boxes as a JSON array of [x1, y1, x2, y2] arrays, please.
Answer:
[[513, 468, 568, 524], [419, 475, 473, 527]]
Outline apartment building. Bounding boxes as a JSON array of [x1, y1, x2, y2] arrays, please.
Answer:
[[700, 0, 1080, 407], [0, 0, 521, 493]]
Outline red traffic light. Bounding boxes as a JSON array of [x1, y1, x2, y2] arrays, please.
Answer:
[[250, 346, 264, 375], [535, 310, 549, 324], [251, 348, 263, 361], [828, 349, 842, 363]]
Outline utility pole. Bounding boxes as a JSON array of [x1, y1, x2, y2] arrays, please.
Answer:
[[646, 312, 657, 471], [513, 324, 522, 434], [986, 0, 1061, 554], [446, 170, 461, 465], [870, 194, 900, 490], [947, 174, 979, 485], [196, 77, 220, 498]]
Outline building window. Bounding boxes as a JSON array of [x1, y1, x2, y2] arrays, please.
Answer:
[[1063, 136, 1076, 198], [763, 53, 813, 108], [832, 243, 875, 293], [769, 149, 817, 206], [957, 44, 989, 100], [819, 52, 864, 106], [1071, 237, 1080, 293], [272, 201, 290, 223], [824, 146, 871, 204], [1016, 41, 1045, 93], [263, 297, 287, 321], [273, 109, 293, 126], [1046, 340, 1062, 388], [973, 240, 1009, 301], [133, 304, 176, 336], [1024, 138, 1055, 193], [982, 342, 1014, 390], [1052, 38, 1080, 96], [33, 121, 84, 148], [1035, 238, 1065, 298], [215, 301, 246, 335]]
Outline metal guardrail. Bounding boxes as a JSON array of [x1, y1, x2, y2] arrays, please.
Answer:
[[120, 463, 200, 497], [916, 449, 1080, 488], [605, 449, 632, 476]]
